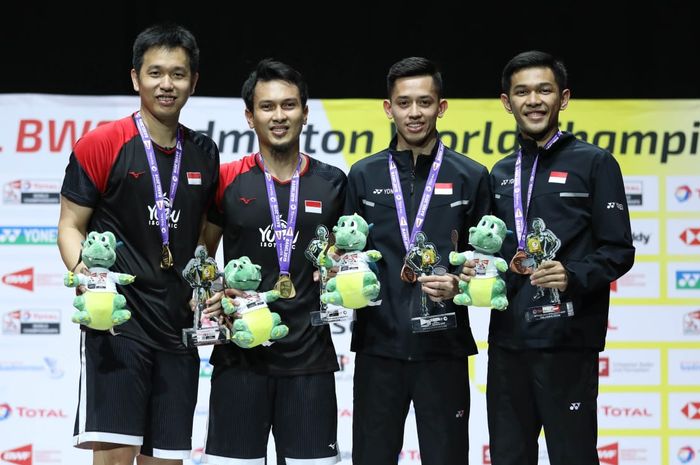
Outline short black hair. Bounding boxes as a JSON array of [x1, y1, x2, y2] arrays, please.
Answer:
[[386, 57, 443, 99], [501, 50, 567, 94], [241, 59, 308, 112], [132, 22, 199, 75]]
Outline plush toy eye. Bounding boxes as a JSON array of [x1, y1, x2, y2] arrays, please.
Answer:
[[350, 220, 357, 228]]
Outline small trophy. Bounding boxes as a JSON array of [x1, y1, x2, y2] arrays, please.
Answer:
[[182, 245, 231, 346], [305, 225, 354, 326], [405, 232, 456, 333], [523, 217, 574, 322]]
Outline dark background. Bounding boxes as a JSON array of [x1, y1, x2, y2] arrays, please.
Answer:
[[5, 4, 699, 99]]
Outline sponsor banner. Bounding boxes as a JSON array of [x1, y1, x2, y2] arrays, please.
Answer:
[[667, 220, 700, 254], [666, 176, 700, 212], [2, 179, 61, 205], [598, 392, 660, 429], [668, 263, 700, 298], [598, 349, 661, 385], [630, 218, 659, 255], [611, 262, 660, 298], [669, 394, 700, 428], [624, 176, 659, 212], [668, 437, 700, 465], [668, 349, 700, 385], [0, 227, 57, 246], [1, 310, 61, 336], [607, 306, 700, 341]]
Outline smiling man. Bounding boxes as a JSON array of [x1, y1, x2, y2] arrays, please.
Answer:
[[483, 50, 635, 465]]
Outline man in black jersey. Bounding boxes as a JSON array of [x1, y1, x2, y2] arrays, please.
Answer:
[[483, 50, 634, 465], [57, 23, 219, 464], [345, 57, 492, 465], [200, 59, 346, 464]]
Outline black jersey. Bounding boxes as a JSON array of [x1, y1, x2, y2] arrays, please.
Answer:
[[208, 153, 346, 375], [61, 114, 220, 352]]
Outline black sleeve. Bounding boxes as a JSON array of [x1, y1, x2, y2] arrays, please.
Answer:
[[565, 152, 636, 296], [344, 165, 364, 217], [60, 153, 101, 207]]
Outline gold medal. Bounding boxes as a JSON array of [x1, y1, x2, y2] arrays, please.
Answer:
[[160, 244, 174, 269], [400, 263, 416, 283], [274, 273, 296, 299], [509, 249, 533, 275]]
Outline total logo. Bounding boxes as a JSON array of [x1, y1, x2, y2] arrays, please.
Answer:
[[0, 444, 32, 465], [681, 401, 700, 420], [0, 403, 68, 421], [675, 185, 700, 203], [597, 442, 619, 465], [684, 311, 700, 335], [678, 445, 697, 464], [599, 405, 652, 417]]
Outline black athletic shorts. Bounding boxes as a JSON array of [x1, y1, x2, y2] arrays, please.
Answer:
[[73, 330, 199, 459], [203, 365, 340, 464]]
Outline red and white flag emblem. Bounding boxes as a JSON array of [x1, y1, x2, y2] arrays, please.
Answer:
[[548, 171, 568, 184], [305, 200, 322, 214], [186, 172, 202, 185], [434, 182, 453, 195]]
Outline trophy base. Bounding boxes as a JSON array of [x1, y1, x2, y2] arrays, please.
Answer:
[[310, 305, 355, 326], [182, 326, 231, 347], [411, 312, 457, 333]]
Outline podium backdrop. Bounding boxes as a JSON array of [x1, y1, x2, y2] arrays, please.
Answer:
[[0, 94, 698, 465]]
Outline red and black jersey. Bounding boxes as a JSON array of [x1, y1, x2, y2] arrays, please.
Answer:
[[61, 114, 220, 352], [208, 153, 346, 376]]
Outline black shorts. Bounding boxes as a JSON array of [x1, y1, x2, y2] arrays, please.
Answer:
[[486, 345, 599, 465], [203, 366, 340, 464], [352, 353, 470, 465], [73, 330, 199, 459]]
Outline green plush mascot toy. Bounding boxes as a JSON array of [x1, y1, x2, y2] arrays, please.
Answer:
[[221, 256, 289, 348], [64, 231, 135, 330], [449, 215, 509, 310], [320, 213, 382, 309]]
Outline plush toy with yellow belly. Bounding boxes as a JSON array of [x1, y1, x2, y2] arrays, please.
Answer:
[[449, 215, 509, 310], [221, 256, 289, 348], [64, 231, 135, 330], [320, 213, 382, 309]]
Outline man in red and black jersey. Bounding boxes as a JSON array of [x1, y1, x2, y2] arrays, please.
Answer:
[[200, 60, 345, 464], [57, 23, 219, 465]]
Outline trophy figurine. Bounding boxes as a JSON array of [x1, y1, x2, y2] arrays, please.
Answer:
[[404, 232, 456, 333], [182, 245, 231, 346]]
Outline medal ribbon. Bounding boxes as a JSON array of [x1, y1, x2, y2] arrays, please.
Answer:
[[261, 153, 302, 275], [134, 112, 183, 252], [513, 131, 562, 249], [389, 141, 445, 253]]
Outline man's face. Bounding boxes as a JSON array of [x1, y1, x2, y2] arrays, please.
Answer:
[[245, 80, 308, 155], [384, 75, 446, 152], [501, 66, 569, 144], [131, 46, 197, 125]]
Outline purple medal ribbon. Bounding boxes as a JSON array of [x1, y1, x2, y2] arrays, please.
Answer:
[[260, 154, 302, 275], [389, 141, 445, 252], [513, 131, 562, 249], [134, 112, 183, 251]]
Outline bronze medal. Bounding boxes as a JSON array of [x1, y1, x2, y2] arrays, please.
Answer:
[[160, 244, 174, 269], [274, 274, 296, 299], [509, 249, 533, 275], [400, 263, 417, 283]]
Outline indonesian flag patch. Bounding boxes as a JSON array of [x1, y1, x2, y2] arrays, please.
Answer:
[[548, 171, 568, 184], [305, 200, 322, 214], [186, 172, 202, 185], [434, 182, 453, 195]]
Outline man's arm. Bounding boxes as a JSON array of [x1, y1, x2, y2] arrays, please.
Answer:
[[57, 195, 93, 272], [202, 221, 223, 258]]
